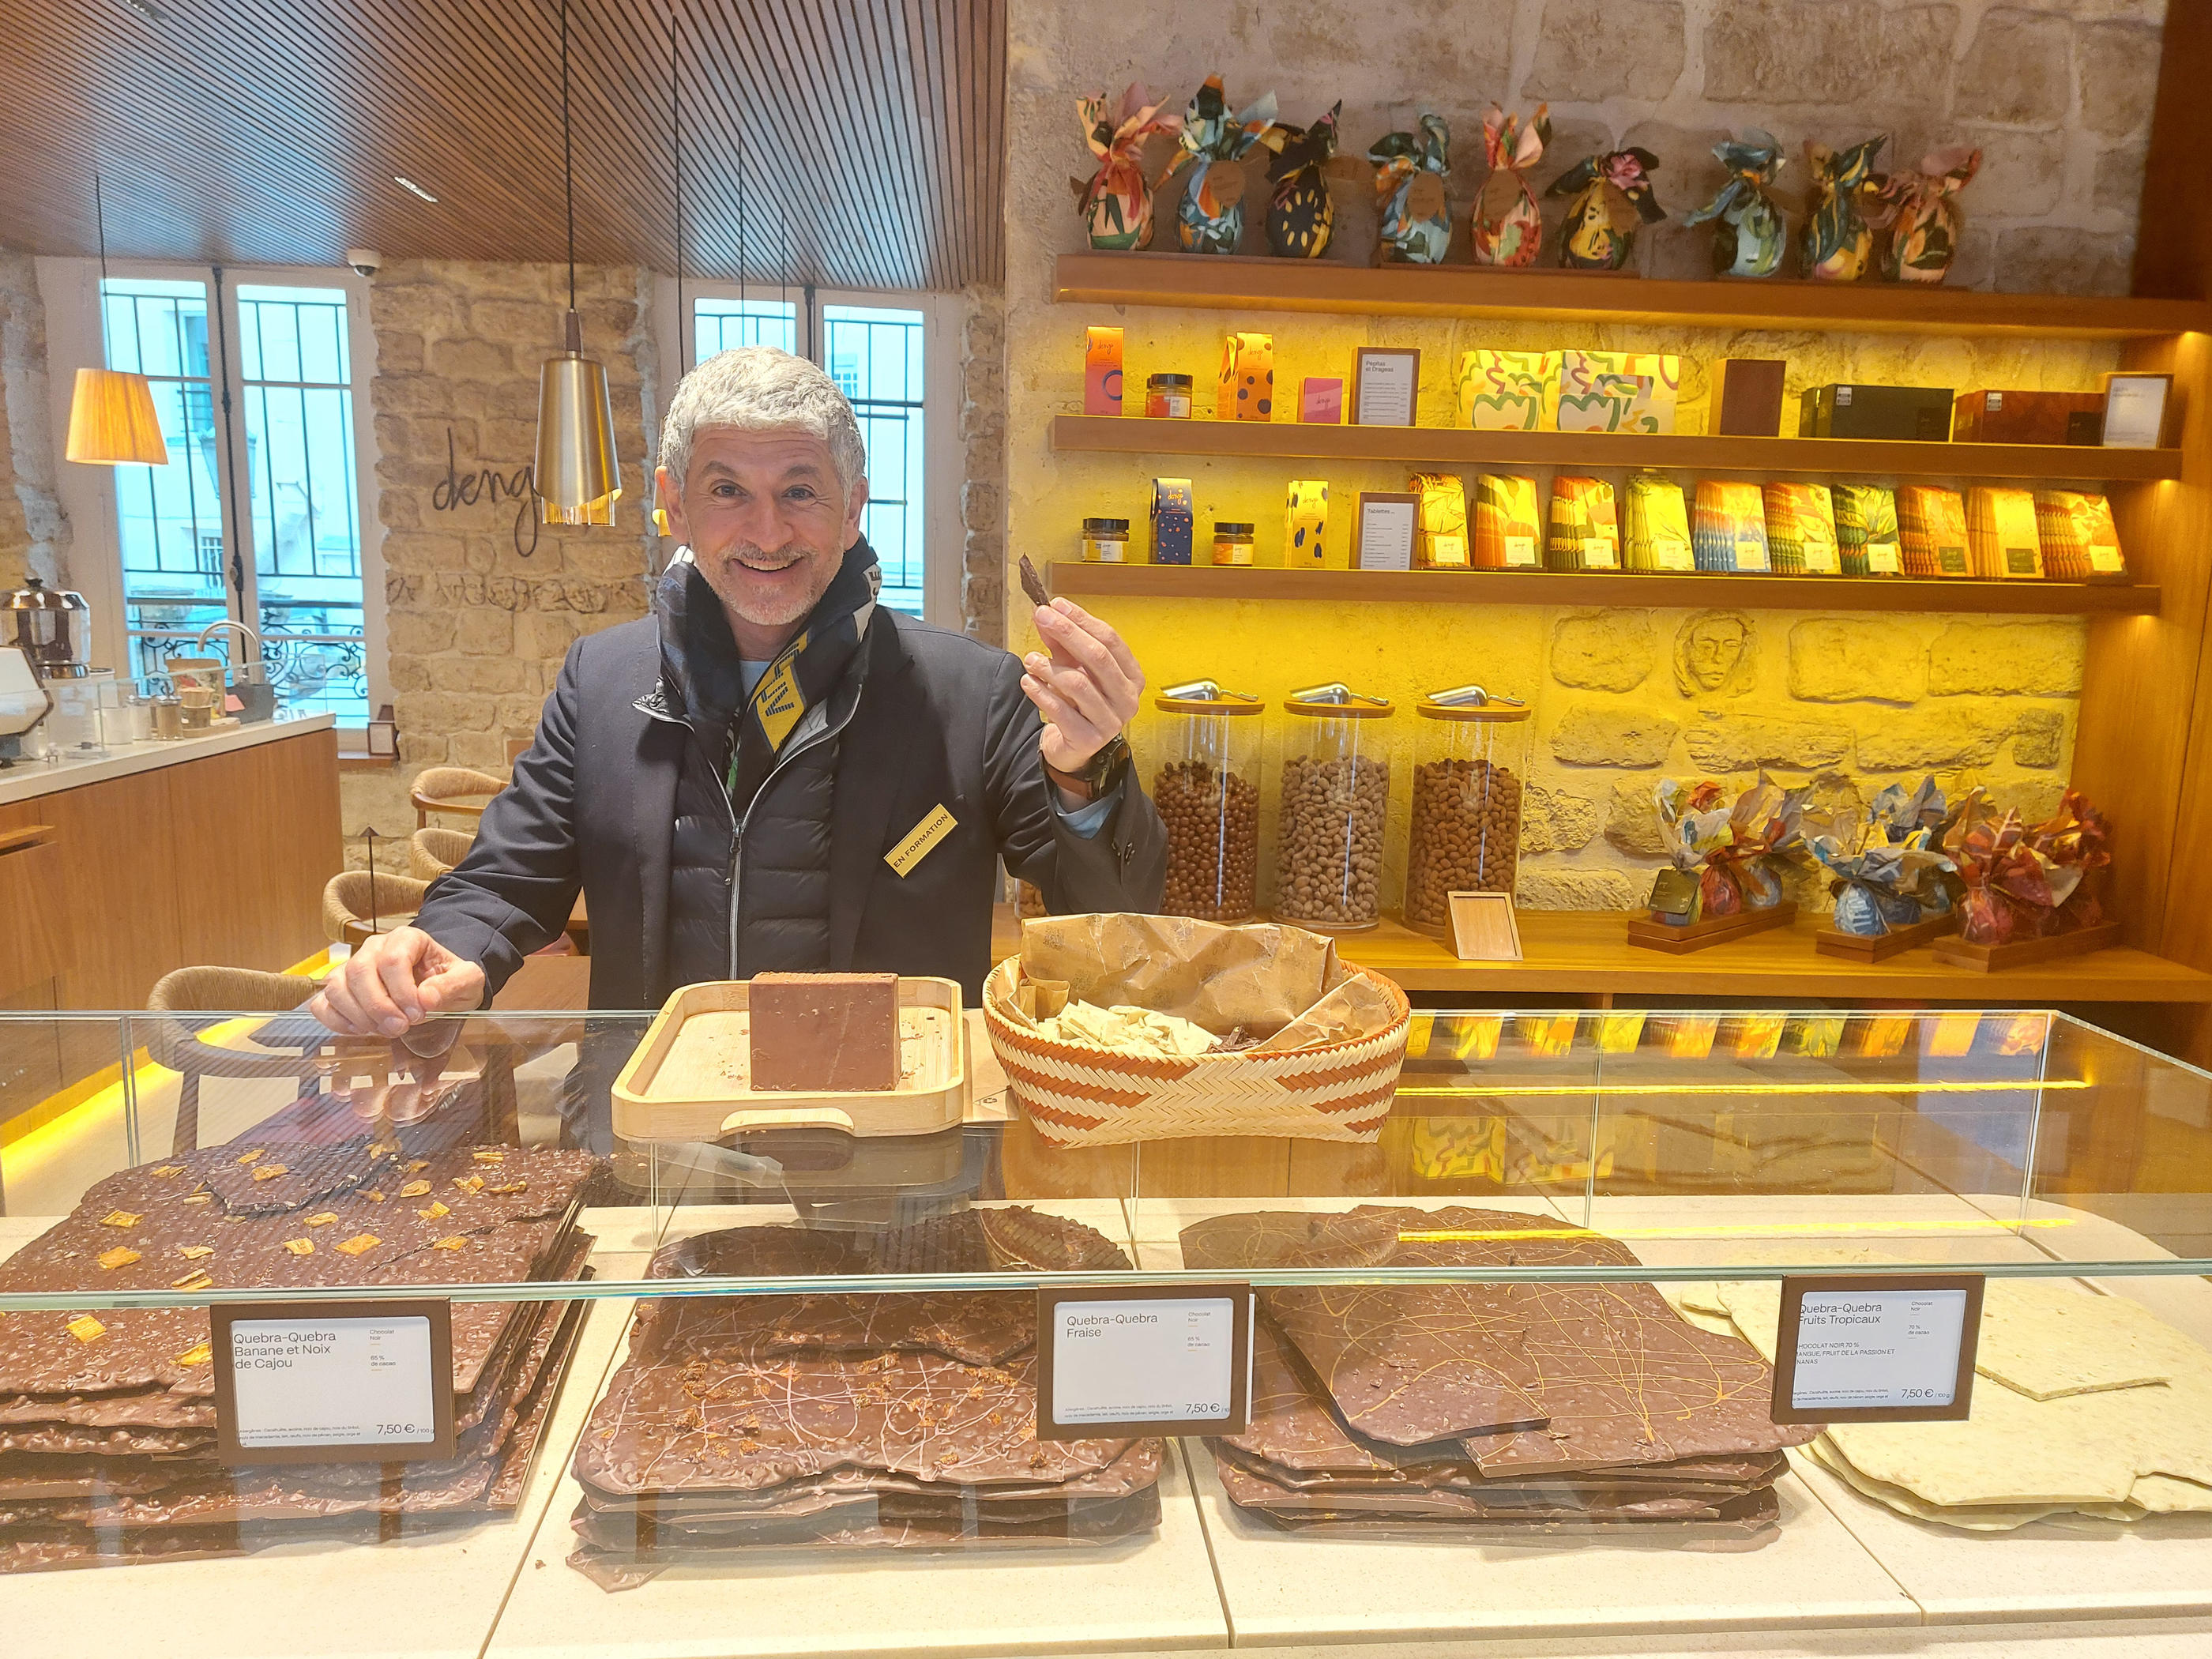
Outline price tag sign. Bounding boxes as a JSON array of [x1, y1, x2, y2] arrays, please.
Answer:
[[1770, 1273, 1984, 1424], [213, 1299, 455, 1464], [1036, 1282, 1254, 1440]]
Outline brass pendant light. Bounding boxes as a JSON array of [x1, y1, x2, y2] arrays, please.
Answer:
[[653, 0, 680, 544], [534, 0, 621, 528], [66, 171, 170, 468]]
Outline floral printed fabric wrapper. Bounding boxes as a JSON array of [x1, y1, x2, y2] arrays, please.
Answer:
[[1472, 474, 1542, 569], [1683, 130, 1787, 277], [1370, 114, 1451, 265], [1549, 148, 1665, 270], [1655, 776, 1820, 920], [1833, 483, 1904, 576], [1954, 790, 2112, 946], [1966, 485, 2044, 579], [1165, 74, 1279, 255], [1546, 476, 1620, 571], [1262, 101, 1341, 258], [1692, 480, 1771, 573], [1624, 472, 1695, 572], [1558, 350, 1677, 433], [1458, 349, 1556, 430], [1410, 472, 1470, 569], [1897, 485, 1969, 577], [1469, 103, 1548, 266], [1809, 777, 1962, 936], [1762, 481, 1840, 575], [1074, 84, 1181, 251], [1879, 147, 1980, 284], [2035, 491, 2126, 581], [1800, 135, 1888, 280]]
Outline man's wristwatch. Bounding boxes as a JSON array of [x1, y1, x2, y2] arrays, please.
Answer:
[[1046, 733, 1130, 803]]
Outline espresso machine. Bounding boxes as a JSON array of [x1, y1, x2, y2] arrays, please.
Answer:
[[4, 577, 113, 757]]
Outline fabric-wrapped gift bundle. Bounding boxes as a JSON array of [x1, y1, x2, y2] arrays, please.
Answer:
[[567, 1209, 1162, 1589], [0, 1142, 601, 1573]]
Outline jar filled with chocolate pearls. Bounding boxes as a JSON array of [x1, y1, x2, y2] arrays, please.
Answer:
[[1271, 683, 1394, 932], [1402, 684, 1531, 936], [1148, 679, 1265, 922]]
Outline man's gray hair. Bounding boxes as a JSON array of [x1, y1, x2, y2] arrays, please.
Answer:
[[659, 345, 867, 498]]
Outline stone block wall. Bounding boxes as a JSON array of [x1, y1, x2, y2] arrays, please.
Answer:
[[0, 248, 69, 593], [961, 284, 1008, 642]]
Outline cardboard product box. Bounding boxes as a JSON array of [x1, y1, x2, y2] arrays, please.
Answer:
[[1692, 479, 1771, 573], [1149, 477, 1194, 565], [1458, 349, 1556, 431], [1624, 472, 1695, 572], [1716, 359, 1787, 437], [1411, 472, 1471, 569], [1966, 486, 2045, 578], [1217, 331, 1276, 421], [1084, 326, 1123, 417], [1285, 479, 1330, 566], [1300, 377, 1344, 423], [1560, 350, 1679, 434], [1951, 389, 2105, 445], [1800, 383, 1954, 441], [2034, 490, 2127, 581]]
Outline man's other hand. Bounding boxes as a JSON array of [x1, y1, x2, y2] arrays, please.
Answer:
[[310, 926, 487, 1036], [1021, 596, 1144, 773]]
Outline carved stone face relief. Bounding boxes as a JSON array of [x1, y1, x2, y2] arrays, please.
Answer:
[[1675, 611, 1757, 697]]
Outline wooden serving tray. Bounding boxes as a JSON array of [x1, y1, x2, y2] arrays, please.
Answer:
[[1930, 920, 2124, 972], [1813, 909, 1958, 962], [1625, 902, 1796, 954], [611, 977, 966, 1142]]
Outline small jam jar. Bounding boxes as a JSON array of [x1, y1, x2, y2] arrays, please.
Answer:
[[1146, 373, 1194, 419], [1211, 521, 1255, 566], [1082, 517, 1130, 562]]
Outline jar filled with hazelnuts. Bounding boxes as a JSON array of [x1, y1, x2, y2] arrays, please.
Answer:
[[1272, 683, 1394, 933], [1402, 684, 1532, 937], [1146, 679, 1266, 922]]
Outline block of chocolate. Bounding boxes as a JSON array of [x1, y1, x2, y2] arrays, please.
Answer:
[[1799, 383, 1953, 441], [748, 971, 900, 1092]]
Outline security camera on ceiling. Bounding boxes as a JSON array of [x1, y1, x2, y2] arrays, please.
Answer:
[[344, 248, 382, 277]]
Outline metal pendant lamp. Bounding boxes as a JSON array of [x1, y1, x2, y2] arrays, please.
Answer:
[[535, 0, 621, 527], [653, 0, 681, 543], [66, 172, 169, 468]]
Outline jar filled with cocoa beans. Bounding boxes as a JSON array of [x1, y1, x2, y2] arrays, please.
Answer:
[[1271, 683, 1394, 932], [1147, 679, 1265, 922], [1402, 683, 1532, 937]]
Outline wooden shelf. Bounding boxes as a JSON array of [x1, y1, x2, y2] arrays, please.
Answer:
[[1046, 562, 2161, 616], [1051, 415, 2184, 483], [1055, 252, 2212, 340]]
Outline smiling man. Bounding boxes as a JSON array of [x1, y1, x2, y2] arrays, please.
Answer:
[[314, 345, 1166, 1039]]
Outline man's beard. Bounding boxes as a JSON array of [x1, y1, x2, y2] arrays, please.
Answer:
[[705, 540, 830, 628]]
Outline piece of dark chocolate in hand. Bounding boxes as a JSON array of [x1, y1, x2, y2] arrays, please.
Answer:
[[1018, 555, 1051, 611]]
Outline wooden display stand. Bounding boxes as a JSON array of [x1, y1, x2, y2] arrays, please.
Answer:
[[1931, 921, 2125, 973], [1626, 902, 1796, 955], [1813, 910, 1959, 963]]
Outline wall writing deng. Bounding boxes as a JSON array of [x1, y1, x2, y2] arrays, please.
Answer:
[[431, 428, 539, 557]]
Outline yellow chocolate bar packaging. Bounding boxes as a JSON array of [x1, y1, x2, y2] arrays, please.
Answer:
[[1898, 485, 1969, 577], [1623, 472, 1695, 571], [2034, 490, 2125, 581], [1411, 472, 1470, 569], [1966, 484, 2045, 579], [1472, 473, 1542, 569], [1692, 479, 1770, 572], [1215, 330, 1276, 421], [1546, 475, 1620, 570], [1457, 348, 1556, 431], [1762, 481, 1840, 575], [1284, 479, 1330, 568]]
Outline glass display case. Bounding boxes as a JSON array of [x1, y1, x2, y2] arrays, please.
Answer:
[[4, 1000, 2212, 1657]]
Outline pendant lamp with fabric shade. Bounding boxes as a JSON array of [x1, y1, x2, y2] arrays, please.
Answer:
[[534, 0, 621, 527], [66, 173, 169, 468]]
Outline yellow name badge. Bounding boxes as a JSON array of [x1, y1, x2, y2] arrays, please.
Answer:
[[885, 805, 958, 878]]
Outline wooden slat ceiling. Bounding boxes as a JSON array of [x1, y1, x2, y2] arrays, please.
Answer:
[[0, 0, 1004, 292]]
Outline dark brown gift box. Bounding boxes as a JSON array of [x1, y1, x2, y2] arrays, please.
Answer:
[[1714, 359, 1787, 437], [1951, 389, 2105, 445], [1799, 384, 1954, 441]]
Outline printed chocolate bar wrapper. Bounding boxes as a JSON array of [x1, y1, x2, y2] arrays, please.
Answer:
[[1073, 85, 1181, 252], [1559, 350, 1678, 434], [1800, 134, 1888, 281], [1683, 130, 1787, 278], [1966, 485, 2045, 579], [1472, 474, 1542, 569], [1261, 100, 1341, 259], [1084, 326, 1123, 416], [1215, 332, 1276, 421], [1165, 74, 1279, 255], [1547, 476, 1620, 571], [1692, 480, 1771, 573], [1149, 477, 1195, 565], [1898, 485, 1970, 577], [1833, 483, 1904, 577], [1556, 372, 1646, 433], [1470, 103, 1549, 266], [1284, 480, 1330, 567], [2034, 490, 2126, 581], [1299, 378, 1343, 423], [1624, 472, 1695, 572], [1762, 481, 1840, 575], [1410, 472, 1471, 569], [1880, 147, 1981, 284], [1370, 114, 1452, 265], [1457, 349, 1555, 431], [1548, 148, 1666, 272]]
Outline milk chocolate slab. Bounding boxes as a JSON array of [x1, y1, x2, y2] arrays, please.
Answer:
[[749, 972, 900, 1092], [0, 1424, 213, 1458], [1212, 1453, 1741, 1523], [0, 1390, 213, 1429]]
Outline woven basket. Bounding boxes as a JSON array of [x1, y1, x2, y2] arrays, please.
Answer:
[[982, 956, 1413, 1148]]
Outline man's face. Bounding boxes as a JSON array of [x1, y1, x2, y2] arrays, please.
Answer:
[[658, 427, 867, 635]]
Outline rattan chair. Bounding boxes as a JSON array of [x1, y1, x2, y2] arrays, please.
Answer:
[[322, 870, 433, 947], [408, 826, 474, 880], [146, 967, 326, 1155], [410, 765, 504, 828]]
